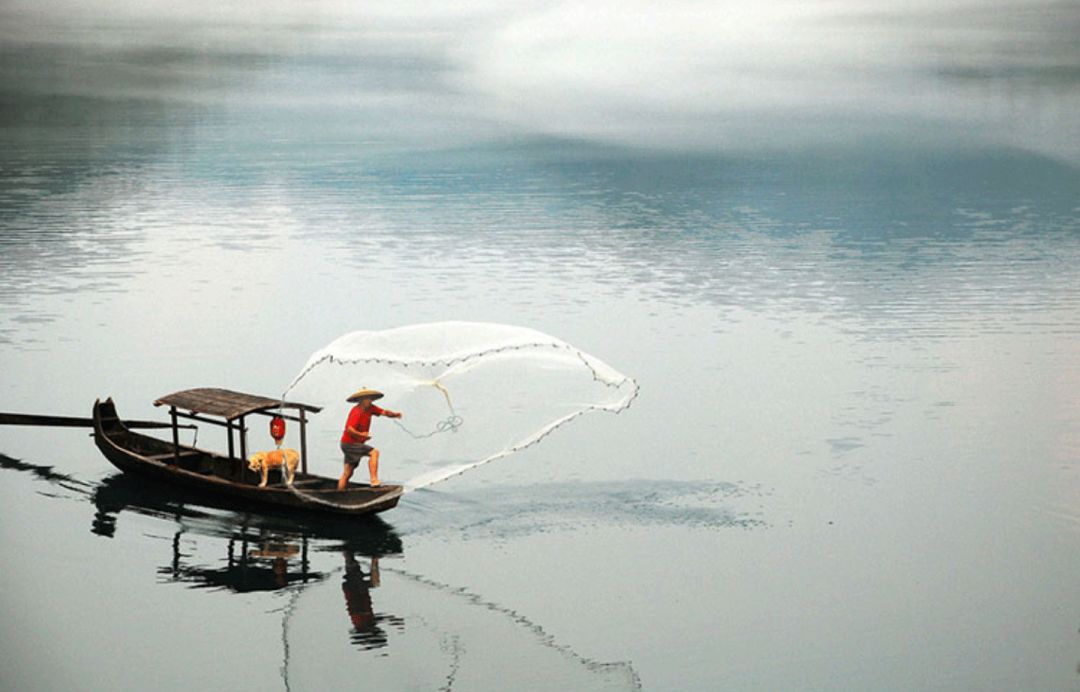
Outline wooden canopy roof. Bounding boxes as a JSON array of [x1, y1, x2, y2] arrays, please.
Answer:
[[154, 388, 322, 421]]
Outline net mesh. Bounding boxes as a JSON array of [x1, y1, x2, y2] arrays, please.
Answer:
[[281, 322, 638, 491]]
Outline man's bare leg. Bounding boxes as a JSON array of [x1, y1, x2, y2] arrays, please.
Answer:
[[368, 449, 380, 486], [338, 462, 356, 490]]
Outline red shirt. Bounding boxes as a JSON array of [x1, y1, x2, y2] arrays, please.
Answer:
[[341, 404, 386, 444]]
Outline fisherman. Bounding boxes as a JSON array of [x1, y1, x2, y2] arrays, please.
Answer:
[[338, 388, 402, 489]]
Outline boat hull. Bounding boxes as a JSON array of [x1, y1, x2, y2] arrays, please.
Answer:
[[92, 398, 402, 516]]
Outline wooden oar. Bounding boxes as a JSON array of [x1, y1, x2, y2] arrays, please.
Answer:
[[0, 412, 194, 430]]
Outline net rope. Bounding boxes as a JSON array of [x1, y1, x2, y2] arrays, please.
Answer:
[[390, 379, 463, 439]]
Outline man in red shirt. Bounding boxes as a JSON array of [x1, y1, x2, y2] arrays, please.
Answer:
[[338, 388, 403, 489]]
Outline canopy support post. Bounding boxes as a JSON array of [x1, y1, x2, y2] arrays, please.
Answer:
[[238, 416, 248, 481], [299, 409, 309, 475], [226, 420, 235, 461], [169, 406, 180, 464]]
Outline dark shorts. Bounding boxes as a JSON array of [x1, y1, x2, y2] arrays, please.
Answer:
[[341, 442, 373, 466]]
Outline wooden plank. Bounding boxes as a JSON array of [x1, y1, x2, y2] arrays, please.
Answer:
[[0, 412, 193, 430], [252, 409, 305, 424], [173, 410, 231, 428], [146, 450, 200, 462]]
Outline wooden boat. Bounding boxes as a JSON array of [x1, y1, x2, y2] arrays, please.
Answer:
[[92, 388, 402, 516]]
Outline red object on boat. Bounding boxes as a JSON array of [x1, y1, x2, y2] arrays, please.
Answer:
[[270, 416, 286, 443]]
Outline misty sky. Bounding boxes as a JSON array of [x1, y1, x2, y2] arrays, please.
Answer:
[[1, 0, 1077, 159]]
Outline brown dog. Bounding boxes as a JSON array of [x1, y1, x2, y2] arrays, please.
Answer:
[[248, 448, 300, 487]]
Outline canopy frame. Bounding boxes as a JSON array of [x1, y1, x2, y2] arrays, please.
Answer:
[[154, 388, 323, 474]]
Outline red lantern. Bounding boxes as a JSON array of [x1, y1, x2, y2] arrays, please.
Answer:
[[270, 416, 286, 444]]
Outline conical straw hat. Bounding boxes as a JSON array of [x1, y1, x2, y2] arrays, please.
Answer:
[[347, 388, 384, 403]]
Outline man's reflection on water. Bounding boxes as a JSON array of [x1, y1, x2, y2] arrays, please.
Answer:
[[343, 550, 405, 650]]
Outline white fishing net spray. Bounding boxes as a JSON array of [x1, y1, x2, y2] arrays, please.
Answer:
[[281, 322, 638, 491]]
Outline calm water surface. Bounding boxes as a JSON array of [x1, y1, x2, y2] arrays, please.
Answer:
[[3, 3, 1080, 691]]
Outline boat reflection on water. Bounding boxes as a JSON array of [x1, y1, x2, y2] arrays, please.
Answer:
[[3, 453, 642, 688], [89, 471, 405, 650]]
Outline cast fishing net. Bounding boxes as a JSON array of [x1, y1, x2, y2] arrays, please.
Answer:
[[281, 322, 638, 491]]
